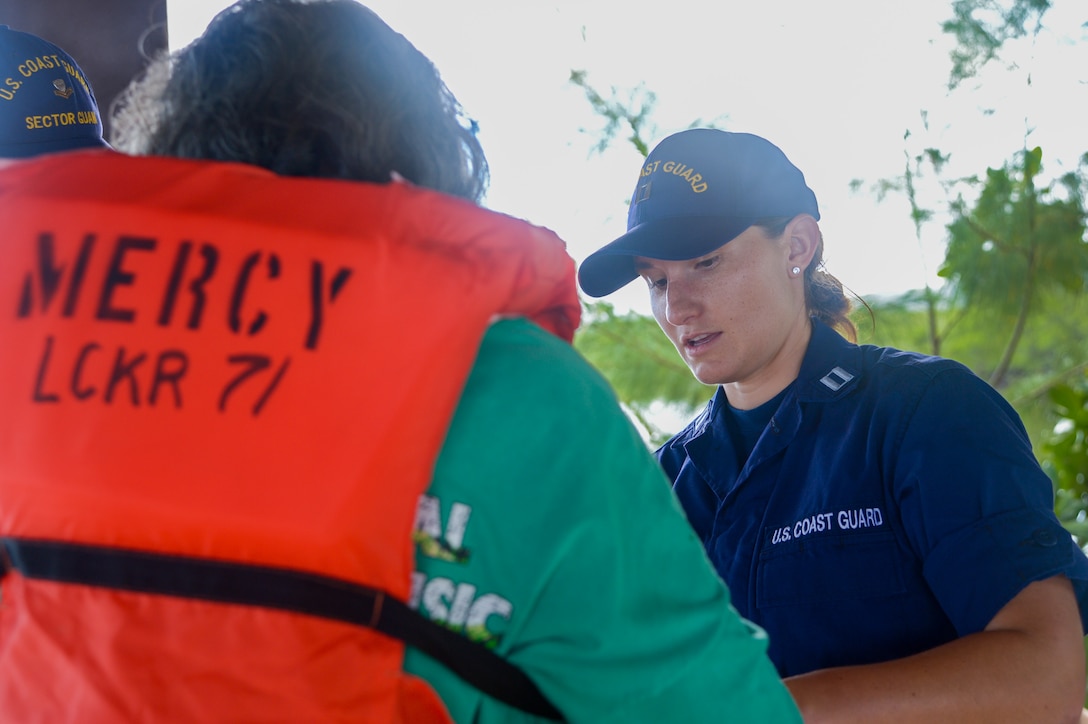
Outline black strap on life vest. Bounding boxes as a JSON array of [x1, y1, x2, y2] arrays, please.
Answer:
[[0, 537, 562, 721]]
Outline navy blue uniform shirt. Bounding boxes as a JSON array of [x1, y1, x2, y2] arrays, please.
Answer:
[[658, 320, 1088, 677]]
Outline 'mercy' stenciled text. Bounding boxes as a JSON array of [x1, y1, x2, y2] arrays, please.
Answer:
[[15, 230, 354, 414]]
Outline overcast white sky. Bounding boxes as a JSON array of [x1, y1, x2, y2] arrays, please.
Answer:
[[169, 1, 1087, 316]]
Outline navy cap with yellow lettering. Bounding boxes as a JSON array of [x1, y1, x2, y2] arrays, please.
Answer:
[[0, 25, 108, 158], [578, 128, 819, 297]]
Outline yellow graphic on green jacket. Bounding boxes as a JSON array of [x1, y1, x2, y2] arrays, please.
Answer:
[[411, 494, 512, 649], [413, 494, 471, 563]]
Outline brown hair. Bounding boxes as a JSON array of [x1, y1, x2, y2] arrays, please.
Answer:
[[111, 0, 488, 202], [754, 216, 857, 342]]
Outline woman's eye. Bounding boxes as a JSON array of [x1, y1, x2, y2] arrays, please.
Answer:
[[695, 255, 719, 269]]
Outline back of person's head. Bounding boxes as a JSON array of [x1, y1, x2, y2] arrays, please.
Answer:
[[0, 25, 107, 158], [112, 0, 488, 202]]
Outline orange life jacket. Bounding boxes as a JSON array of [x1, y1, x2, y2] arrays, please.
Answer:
[[0, 151, 580, 722]]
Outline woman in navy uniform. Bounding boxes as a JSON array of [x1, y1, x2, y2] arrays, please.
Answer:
[[579, 128, 1088, 722]]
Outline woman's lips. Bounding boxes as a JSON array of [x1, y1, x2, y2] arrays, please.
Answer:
[[684, 332, 721, 355]]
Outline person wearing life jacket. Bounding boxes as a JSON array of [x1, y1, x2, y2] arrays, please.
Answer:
[[0, 1, 802, 722], [0, 24, 109, 160]]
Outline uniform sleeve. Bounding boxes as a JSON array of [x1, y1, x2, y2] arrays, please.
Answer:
[[406, 319, 800, 723], [891, 365, 1088, 636]]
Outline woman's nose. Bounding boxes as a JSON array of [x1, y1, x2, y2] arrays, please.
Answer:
[[664, 279, 699, 326]]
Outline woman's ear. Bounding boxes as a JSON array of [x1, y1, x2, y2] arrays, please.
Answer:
[[786, 214, 821, 272]]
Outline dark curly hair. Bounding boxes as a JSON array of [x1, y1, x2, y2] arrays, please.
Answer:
[[112, 0, 488, 202]]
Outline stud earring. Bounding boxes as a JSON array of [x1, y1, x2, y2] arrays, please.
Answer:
[[791, 266, 801, 276]]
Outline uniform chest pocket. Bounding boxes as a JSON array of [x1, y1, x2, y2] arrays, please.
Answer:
[[757, 531, 908, 608]]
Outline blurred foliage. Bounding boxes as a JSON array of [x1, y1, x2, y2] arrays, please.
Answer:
[[858, 146, 1088, 536], [867, 0, 1088, 545], [573, 301, 713, 447], [940, 148, 1088, 387], [941, 0, 1052, 89], [1045, 377, 1088, 545], [568, 70, 658, 156], [855, 287, 1088, 531], [568, 69, 729, 159]]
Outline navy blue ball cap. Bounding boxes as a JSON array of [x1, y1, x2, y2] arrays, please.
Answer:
[[578, 128, 820, 297], [0, 25, 108, 159]]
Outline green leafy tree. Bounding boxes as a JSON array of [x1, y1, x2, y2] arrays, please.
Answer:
[[941, 0, 1053, 89], [568, 70, 727, 157], [575, 301, 713, 447], [866, 0, 1088, 528], [940, 147, 1088, 388], [568, 70, 658, 157], [1045, 378, 1088, 546], [866, 132, 966, 357]]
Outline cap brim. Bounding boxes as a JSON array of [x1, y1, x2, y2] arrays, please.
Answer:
[[577, 215, 754, 297]]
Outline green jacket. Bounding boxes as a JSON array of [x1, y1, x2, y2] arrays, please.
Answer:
[[405, 319, 801, 723]]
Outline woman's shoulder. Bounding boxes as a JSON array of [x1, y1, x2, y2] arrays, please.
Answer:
[[801, 328, 1014, 429], [811, 325, 981, 392]]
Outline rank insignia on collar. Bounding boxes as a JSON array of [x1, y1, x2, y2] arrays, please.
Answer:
[[819, 366, 854, 391]]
